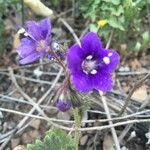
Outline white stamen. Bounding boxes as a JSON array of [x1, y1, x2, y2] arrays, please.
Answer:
[[108, 53, 113, 57], [86, 55, 93, 60], [83, 70, 88, 74], [103, 57, 110, 64], [90, 69, 97, 74]]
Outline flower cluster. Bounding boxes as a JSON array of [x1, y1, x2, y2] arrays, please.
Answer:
[[16, 18, 120, 111], [67, 32, 120, 93]]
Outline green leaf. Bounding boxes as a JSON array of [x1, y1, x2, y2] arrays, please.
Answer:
[[108, 17, 125, 31], [116, 5, 124, 16], [27, 128, 75, 150], [89, 24, 99, 32], [134, 42, 141, 51], [111, 0, 120, 5], [142, 31, 150, 43], [102, 0, 120, 5]]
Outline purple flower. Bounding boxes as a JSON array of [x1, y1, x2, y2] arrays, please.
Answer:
[[67, 32, 120, 92], [56, 100, 71, 112], [17, 18, 51, 64]]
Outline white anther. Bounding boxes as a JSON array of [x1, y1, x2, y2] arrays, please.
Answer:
[[103, 57, 110, 64], [86, 55, 93, 60], [108, 53, 113, 57], [90, 69, 97, 74], [24, 32, 29, 37], [18, 28, 26, 34]]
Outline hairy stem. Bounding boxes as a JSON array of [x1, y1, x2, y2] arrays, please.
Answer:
[[73, 108, 81, 150]]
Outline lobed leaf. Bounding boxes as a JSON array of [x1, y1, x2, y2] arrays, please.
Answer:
[[27, 128, 75, 150]]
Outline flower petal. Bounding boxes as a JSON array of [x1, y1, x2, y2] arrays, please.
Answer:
[[19, 51, 44, 64], [39, 17, 51, 40], [72, 73, 93, 92], [67, 44, 84, 74], [91, 72, 113, 92], [26, 21, 43, 40], [99, 49, 120, 73], [26, 18, 51, 41], [81, 32, 103, 57], [17, 38, 36, 58]]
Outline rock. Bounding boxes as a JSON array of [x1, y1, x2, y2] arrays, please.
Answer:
[[21, 133, 31, 144], [103, 134, 115, 150], [5, 148, 11, 150], [44, 107, 58, 116], [57, 111, 71, 121], [130, 59, 141, 70], [30, 119, 41, 130], [121, 146, 129, 150], [11, 138, 20, 149], [132, 85, 148, 102], [80, 135, 88, 146], [13, 145, 26, 150], [28, 130, 40, 140], [21, 130, 40, 144]]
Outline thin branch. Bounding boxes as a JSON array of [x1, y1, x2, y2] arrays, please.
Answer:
[[21, 0, 25, 25], [118, 94, 150, 143], [118, 73, 150, 116], [0, 94, 57, 110], [0, 107, 150, 125], [0, 61, 53, 72], [1, 107, 150, 132], [0, 67, 65, 149], [8, 67, 47, 116], [117, 70, 150, 76], [59, 18, 81, 47], [105, 30, 114, 49], [79, 119, 150, 132], [0, 107, 71, 124], [0, 71, 54, 85], [99, 91, 121, 150]]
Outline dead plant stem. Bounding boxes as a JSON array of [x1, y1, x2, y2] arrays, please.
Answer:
[[118, 73, 150, 116], [99, 91, 121, 150]]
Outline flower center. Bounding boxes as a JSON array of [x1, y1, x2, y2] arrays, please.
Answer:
[[36, 40, 46, 51], [81, 53, 112, 75], [82, 55, 97, 74]]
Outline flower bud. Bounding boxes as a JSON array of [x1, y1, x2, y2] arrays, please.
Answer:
[[56, 100, 71, 112], [55, 93, 71, 112]]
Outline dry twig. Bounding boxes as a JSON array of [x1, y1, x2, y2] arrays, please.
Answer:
[[59, 18, 81, 47], [0, 67, 66, 149], [99, 91, 121, 150], [118, 73, 150, 116]]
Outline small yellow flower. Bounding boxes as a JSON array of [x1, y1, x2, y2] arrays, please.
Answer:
[[97, 19, 107, 28]]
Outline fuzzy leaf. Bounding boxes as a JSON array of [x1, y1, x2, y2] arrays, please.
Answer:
[[111, 0, 120, 5], [24, 0, 53, 17], [108, 17, 125, 31], [27, 128, 75, 150], [90, 24, 99, 32]]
